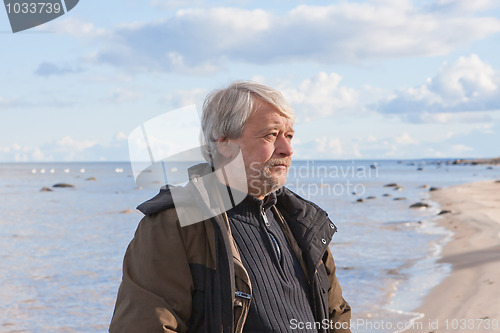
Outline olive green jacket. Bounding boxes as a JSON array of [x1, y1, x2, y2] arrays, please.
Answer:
[[110, 164, 351, 332]]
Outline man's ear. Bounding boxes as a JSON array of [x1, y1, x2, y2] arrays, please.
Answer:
[[216, 137, 233, 159]]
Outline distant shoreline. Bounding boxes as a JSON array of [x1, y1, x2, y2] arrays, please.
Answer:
[[1, 156, 499, 164], [443, 157, 500, 165]]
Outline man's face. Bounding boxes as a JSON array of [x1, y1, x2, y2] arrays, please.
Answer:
[[227, 101, 294, 199]]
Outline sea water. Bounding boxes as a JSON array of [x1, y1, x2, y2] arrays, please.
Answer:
[[0, 160, 498, 332]]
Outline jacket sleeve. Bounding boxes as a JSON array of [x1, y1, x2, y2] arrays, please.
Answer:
[[324, 247, 352, 333], [109, 210, 193, 333]]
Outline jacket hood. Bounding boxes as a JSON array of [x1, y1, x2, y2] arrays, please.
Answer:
[[136, 186, 175, 215], [137, 163, 213, 215]]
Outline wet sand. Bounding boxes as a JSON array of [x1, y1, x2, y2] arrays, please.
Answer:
[[408, 180, 500, 332]]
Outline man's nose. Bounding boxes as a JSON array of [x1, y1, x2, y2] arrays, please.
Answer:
[[275, 135, 293, 157]]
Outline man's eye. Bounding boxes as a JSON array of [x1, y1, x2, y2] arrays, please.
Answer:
[[286, 134, 294, 140], [266, 133, 278, 139]]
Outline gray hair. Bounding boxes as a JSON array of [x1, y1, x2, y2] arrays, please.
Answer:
[[200, 81, 295, 162]]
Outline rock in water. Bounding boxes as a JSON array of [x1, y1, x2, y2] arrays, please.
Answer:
[[409, 202, 430, 209], [52, 183, 75, 188], [40, 187, 53, 192]]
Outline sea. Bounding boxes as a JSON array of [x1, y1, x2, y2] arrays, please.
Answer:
[[0, 159, 498, 332]]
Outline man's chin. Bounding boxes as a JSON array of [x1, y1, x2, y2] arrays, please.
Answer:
[[268, 175, 287, 191]]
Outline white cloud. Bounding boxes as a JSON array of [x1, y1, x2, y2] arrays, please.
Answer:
[[343, 122, 500, 158], [115, 131, 128, 141], [39, 17, 110, 38], [32, 148, 45, 161], [395, 133, 418, 145], [428, 0, 497, 13], [451, 144, 473, 153], [0, 143, 46, 162], [0, 134, 132, 162], [314, 136, 344, 155], [163, 88, 207, 108], [57, 136, 98, 151], [129, 134, 184, 162], [375, 55, 500, 122], [431, 55, 498, 103], [280, 72, 359, 119], [106, 88, 144, 104], [84, 2, 500, 73], [0, 96, 22, 110]]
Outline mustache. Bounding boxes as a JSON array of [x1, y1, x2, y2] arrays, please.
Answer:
[[265, 159, 291, 168]]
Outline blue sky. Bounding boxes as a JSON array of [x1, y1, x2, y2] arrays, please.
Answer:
[[1, 0, 500, 161]]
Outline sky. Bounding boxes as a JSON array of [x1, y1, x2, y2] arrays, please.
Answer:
[[1, 0, 500, 162]]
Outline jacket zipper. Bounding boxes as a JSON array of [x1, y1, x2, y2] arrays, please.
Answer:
[[235, 291, 251, 299], [261, 207, 270, 227]]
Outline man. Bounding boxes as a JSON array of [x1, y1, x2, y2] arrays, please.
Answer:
[[110, 81, 351, 332]]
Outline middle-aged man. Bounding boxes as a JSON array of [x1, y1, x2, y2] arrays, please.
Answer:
[[110, 81, 351, 332]]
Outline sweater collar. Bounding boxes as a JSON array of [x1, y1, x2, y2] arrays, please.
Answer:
[[219, 180, 278, 215]]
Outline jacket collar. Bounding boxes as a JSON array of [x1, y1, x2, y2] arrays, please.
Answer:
[[275, 187, 337, 271], [137, 162, 337, 269]]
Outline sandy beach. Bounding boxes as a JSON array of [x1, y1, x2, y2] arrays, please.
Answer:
[[408, 180, 500, 332]]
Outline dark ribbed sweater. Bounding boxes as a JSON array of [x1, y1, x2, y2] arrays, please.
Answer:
[[227, 192, 317, 332]]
